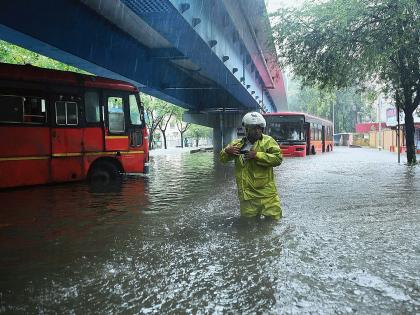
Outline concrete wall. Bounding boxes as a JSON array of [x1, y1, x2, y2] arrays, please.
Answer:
[[369, 129, 405, 151], [340, 128, 419, 153]]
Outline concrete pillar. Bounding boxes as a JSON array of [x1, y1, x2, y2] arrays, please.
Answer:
[[213, 126, 237, 152], [183, 110, 243, 152]]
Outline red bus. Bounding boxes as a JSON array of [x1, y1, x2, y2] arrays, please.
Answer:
[[0, 63, 149, 189], [264, 112, 333, 157]]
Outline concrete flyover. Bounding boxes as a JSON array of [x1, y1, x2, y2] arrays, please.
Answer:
[[0, 0, 287, 149]]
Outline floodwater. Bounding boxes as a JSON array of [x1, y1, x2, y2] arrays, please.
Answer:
[[0, 147, 419, 314]]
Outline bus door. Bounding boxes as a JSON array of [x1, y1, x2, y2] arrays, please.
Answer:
[[127, 94, 147, 173], [104, 93, 129, 151], [127, 93, 144, 149], [51, 94, 84, 182], [322, 125, 326, 152], [305, 122, 311, 155]]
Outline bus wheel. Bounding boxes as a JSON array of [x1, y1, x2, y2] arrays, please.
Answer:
[[311, 146, 316, 155], [327, 146, 330, 152], [89, 161, 121, 185]]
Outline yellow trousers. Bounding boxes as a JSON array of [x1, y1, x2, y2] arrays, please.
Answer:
[[239, 194, 282, 220]]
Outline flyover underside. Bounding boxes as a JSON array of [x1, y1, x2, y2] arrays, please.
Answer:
[[0, 0, 268, 112], [0, 4, 229, 110]]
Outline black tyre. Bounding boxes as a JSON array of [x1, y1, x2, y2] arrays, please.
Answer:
[[311, 146, 316, 155], [89, 161, 121, 185]]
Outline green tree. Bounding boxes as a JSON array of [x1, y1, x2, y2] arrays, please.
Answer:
[[288, 81, 335, 123], [173, 107, 191, 148], [185, 124, 212, 147], [143, 96, 183, 149], [272, 0, 420, 164], [0, 40, 85, 73], [143, 96, 167, 150], [157, 104, 177, 149], [288, 76, 368, 132]]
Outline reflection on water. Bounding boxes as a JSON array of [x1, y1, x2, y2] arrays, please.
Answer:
[[0, 148, 419, 313], [0, 177, 148, 270]]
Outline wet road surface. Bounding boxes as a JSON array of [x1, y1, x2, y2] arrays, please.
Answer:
[[0, 147, 419, 314]]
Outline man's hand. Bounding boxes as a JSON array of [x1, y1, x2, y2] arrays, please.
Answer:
[[244, 150, 256, 160], [225, 145, 241, 156]]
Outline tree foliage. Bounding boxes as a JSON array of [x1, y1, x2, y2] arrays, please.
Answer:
[[185, 124, 212, 147], [0, 40, 85, 73], [143, 96, 192, 149], [288, 77, 367, 132], [272, 0, 420, 163], [143, 96, 176, 150], [157, 105, 177, 149], [173, 107, 191, 148]]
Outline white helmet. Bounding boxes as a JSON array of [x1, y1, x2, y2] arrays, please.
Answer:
[[242, 111, 266, 128]]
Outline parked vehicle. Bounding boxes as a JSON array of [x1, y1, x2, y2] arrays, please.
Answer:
[[264, 112, 333, 157], [0, 63, 149, 189]]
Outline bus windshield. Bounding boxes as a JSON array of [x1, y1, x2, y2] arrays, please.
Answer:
[[266, 115, 305, 142], [129, 93, 144, 126]]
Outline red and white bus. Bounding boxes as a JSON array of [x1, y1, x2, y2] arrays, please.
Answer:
[[264, 112, 333, 157], [0, 63, 149, 189]]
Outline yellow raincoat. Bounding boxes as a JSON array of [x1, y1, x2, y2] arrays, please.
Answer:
[[220, 134, 283, 219]]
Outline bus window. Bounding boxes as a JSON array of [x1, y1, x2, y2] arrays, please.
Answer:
[[0, 95, 24, 123], [67, 102, 78, 125], [85, 90, 100, 123], [23, 97, 46, 124], [129, 94, 141, 125], [55, 101, 78, 126], [107, 96, 125, 133], [265, 116, 305, 142]]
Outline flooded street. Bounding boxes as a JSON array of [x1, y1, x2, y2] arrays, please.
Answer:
[[0, 147, 419, 314]]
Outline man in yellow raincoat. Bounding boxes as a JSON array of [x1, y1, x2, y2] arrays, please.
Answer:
[[220, 112, 283, 220]]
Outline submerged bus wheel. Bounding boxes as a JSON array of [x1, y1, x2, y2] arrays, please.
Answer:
[[311, 146, 316, 155], [88, 161, 121, 185]]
